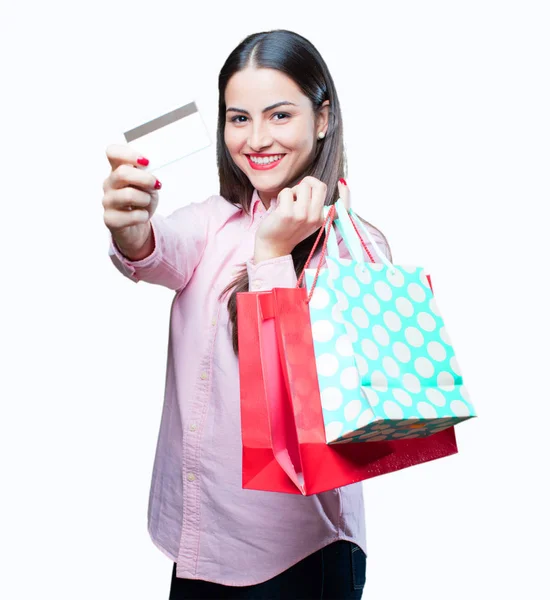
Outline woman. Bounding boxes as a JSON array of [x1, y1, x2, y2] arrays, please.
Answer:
[[102, 29, 391, 599]]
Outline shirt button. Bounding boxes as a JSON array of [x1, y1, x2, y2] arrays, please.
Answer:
[[200, 372, 208, 380], [211, 318, 217, 326], [187, 473, 196, 482], [190, 423, 197, 432], [252, 280, 263, 290]]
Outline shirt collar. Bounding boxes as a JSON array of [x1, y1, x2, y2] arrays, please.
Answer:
[[249, 189, 277, 226]]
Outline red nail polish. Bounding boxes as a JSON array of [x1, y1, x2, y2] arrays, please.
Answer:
[[154, 179, 162, 190], [137, 157, 149, 166], [339, 178, 347, 186]]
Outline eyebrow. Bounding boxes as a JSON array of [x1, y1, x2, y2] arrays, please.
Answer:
[[225, 101, 298, 115]]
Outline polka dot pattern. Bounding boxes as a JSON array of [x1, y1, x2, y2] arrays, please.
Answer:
[[393, 389, 413, 406], [335, 335, 354, 357], [335, 290, 349, 312], [393, 342, 411, 363], [415, 357, 435, 378], [396, 297, 414, 317], [383, 401, 404, 419], [355, 265, 372, 284], [361, 338, 379, 361], [373, 325, 390, 346], [312, 320, 334, 343], [354, 354, 369, 377], [383, 311, 402, 332], [405, 327, 424, 347], [344, 399, 362, 422], [371, 371, 388, 391], [310, 287, 330, 310], [341, 367, 359, 390], [304, 261, 476, 442], [352, 307, 370, 329], [417, 312, 436, 332], [321, 387, 343, 411], [382, 356, 400, 378], [343, 276, 360, 298], [363, 294, 381, 315], [375, 281, 393, 301]]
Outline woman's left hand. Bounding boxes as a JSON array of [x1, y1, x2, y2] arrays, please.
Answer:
[[253, 177, 350, 263]]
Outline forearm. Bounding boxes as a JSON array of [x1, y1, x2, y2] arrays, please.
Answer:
[[253, 238, 291, 264], [113, 223, 154, 261], [108, 212, 204, 290]]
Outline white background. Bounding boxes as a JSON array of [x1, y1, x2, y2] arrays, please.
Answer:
[[1, 1, 548, 598]]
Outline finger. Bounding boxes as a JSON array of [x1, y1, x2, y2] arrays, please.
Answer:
[[103, 186, 153, 212], [105, 163, 160, 193], [277, 188, 295, 217], [106, 143, 150, 172], [337, 179, 351, 211], [103, 207, 150, 231], [308, 180, 327, 225], [292, 180, 312, 221]]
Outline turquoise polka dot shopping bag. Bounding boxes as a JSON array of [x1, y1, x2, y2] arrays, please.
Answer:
[[303, 199, 477, 446]]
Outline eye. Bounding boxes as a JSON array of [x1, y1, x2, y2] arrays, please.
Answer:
[[273, 112, 290, 121], [230, 115, 248, 123]]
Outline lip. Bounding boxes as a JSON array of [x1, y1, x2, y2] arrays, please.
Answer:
[[246, 154, 285, 171]]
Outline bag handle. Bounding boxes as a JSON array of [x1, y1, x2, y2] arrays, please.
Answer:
[[331, 199, 395, 273], [322, 199, 367, 266], [296, 199, 396, 303], [297, 205, 336, 303], [347, 208, 395, 272], [324, 207, 340, 257]]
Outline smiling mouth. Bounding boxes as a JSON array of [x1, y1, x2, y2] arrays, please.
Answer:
[[246, 154, 286, 170]]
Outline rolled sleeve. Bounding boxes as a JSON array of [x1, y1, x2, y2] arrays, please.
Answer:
[[108, 215, 163, 282], [107, 197, 211, 291], [246, 254, 297, 291]]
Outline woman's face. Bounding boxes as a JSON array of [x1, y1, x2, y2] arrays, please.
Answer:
[[224, 67, 328, 204]]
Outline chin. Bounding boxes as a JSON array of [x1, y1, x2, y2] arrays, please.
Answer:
[[250, 171, 297, 190], [253, 184, 280, 197]]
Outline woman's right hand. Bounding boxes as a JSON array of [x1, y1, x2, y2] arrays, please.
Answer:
[[102, 144, 162, 257]]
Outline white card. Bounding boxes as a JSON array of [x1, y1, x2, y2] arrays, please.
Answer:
[[123, 101, 211, 173]]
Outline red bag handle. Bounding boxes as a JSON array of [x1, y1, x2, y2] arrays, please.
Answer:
[[297, 205, 336, 303]]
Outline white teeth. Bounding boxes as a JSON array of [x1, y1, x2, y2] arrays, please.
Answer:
[[249, 154, 284, 165]]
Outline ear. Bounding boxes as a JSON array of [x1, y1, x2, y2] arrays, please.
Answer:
[[316, 100, 330, 136]]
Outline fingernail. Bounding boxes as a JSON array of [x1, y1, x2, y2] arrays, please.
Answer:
[[137, 157, 150, 166], [339, 178, 347, 186], [154, 179, 162, 190]]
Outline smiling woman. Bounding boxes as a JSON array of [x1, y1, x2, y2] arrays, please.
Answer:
[[217, 36, 336, 209], [223, 68, 329, 193], [218, 30, 391, 357], [105, 27, 389, 600]]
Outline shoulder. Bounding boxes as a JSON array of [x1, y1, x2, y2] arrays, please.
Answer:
[[363, 220, 391, 252], [168, 193, 240, 224], [206, 194, 242, 217]]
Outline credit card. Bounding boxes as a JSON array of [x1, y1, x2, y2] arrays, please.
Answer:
[[123, 101, 211, 173]]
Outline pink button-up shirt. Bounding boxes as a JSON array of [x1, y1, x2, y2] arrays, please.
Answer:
[[108, 189, 391, 586]]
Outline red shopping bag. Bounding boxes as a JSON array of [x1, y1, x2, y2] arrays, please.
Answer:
[[238, 284, 458, 496]]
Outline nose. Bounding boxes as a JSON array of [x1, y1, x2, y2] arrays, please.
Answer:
[[248, 121, 272, 152]]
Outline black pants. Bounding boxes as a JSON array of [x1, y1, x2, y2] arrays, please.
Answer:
[[168, 540, 366, 599]]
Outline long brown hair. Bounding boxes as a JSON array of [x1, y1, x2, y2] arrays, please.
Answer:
[[218, 30, 390, 354]]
